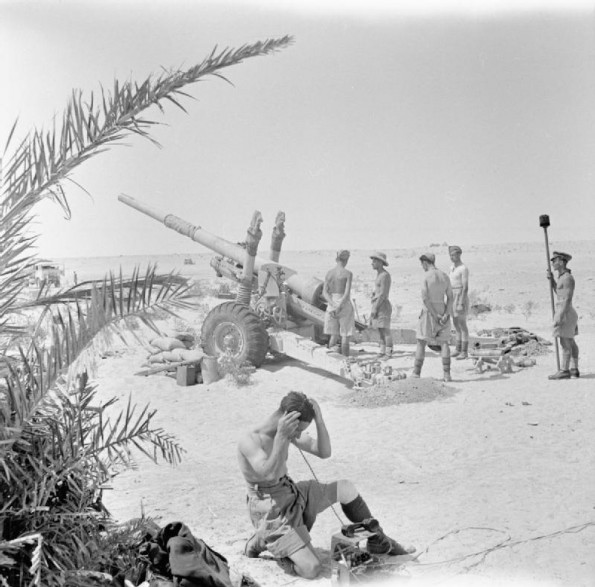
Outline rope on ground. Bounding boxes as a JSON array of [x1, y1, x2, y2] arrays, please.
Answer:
[[393, 519, 595, 572]]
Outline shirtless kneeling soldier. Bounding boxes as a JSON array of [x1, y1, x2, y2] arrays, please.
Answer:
[[237, 392, 415, 580]]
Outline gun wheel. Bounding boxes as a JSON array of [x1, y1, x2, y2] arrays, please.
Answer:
[[201, 301, 269, 367]]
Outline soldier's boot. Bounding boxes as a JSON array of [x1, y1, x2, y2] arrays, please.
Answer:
[[341, 495, 415, 557], [456, 341, 468, 360], [451, 340, 462, 358], [548, 370, 571, 380], [411, 359, 423, 378]]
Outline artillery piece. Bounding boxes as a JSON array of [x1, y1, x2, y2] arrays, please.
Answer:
[[118, 194, 371, 384]]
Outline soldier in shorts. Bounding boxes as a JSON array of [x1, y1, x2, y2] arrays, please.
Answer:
[[238, 391, 415, 579], [370, 252, 393, 359], [412, 253, 454, 382], [322, 250, 355, 356], [448, 246, 470, 359], [547, 251, 579, 379]]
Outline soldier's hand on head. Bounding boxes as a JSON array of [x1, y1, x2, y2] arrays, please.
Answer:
[[309, 398, 322, 421], [278, 411, 301, 440]]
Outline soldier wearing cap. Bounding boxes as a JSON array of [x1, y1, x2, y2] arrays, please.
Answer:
[[448, 245, 470, 359], [412, 253, 454, 382], [322, 250, 355, 356], [369, 252, 393, 359], [547, 251, 579, 379]]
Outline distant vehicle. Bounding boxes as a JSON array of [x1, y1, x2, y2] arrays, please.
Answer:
[[183, 258, 195, 265], [29, 262, 64, 287]]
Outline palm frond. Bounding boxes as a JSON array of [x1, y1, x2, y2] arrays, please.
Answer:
[[0, 266, 199, 454]]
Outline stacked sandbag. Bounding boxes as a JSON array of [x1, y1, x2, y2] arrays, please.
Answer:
[[146, 335, 201, 364], [172, 332, 195, 348]]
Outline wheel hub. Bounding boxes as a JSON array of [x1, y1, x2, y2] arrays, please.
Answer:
[[212, 321, 245, 356]]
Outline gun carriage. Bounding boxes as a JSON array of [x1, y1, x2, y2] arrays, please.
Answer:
[[119, 195, 373, 384]]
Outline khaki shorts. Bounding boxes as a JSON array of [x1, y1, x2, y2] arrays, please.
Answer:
[[370, 299, 392, 329], [246, 476, 338, 558], [324, 294, 355, 337], [417, 308, 451, 343], [452, 287, 468, 318]]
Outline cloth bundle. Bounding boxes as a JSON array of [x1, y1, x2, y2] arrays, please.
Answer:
[[139, 522, 259, 587]]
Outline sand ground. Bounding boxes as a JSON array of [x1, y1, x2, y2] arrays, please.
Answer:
[[86, 243, 595, 587]]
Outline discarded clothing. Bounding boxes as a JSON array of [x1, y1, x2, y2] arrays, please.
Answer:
[[139, 521, 258, 587]]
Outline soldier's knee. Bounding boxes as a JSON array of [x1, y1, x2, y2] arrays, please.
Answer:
[[297, 558, 322, 579], [337, 479, 358, 503]]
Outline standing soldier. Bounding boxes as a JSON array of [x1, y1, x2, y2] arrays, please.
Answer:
[[448, 246, 469, 359], [370, 252, 393, 359], [547, 251, 579, 379], [412, 253, 454, 382], [322, 250, 355, 356]]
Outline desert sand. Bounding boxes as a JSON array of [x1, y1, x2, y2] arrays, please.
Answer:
[[80, 241, 595, 587]]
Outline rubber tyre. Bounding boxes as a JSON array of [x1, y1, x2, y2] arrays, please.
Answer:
[[201, 302, 269, 367]]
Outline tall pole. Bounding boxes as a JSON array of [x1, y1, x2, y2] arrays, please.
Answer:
[[539, 214, 560, 371]]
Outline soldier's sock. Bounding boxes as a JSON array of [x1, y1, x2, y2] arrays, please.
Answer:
[[456, 341, 468, 359], [452, 340, 462, 355], [562, 351, 571, 371], [413, 359, 423, 376], [341, 495, 373, 523], [385, 346, 393, 357], [442, 357, 451, 374], [570, 341, 579, 363], [378, 344, 386, 356]]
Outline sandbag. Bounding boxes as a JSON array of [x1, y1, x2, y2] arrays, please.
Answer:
[[176, 349, 204, 362], [150, 337, 187, 352]]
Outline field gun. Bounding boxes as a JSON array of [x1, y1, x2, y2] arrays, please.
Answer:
[[118, 194, 369, 384]]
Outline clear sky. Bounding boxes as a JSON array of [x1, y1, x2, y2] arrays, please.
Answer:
[[1, 0, 594, 258]]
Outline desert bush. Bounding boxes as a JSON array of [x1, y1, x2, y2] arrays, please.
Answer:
[[217, 351, 256, 386], [504, 303, 516, 314], [468, 289, 492, 317], [393, 304, 403, 321], [522, 300, 538, 320]]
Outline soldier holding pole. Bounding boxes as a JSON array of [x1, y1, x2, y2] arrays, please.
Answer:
[[547, 251, 580, 379]]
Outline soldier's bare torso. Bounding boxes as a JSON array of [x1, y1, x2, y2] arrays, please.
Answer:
[[372, 271, 391, 302], [237, 428, 289, 484], [325, 266, 352, 295], [423, 269, 450, 309]]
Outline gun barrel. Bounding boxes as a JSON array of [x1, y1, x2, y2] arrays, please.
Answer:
[[119, 194, 324, 305], [119, 193, 249, 263]]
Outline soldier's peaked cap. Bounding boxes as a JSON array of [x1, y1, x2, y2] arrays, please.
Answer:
[[551, 251, 572, 263]]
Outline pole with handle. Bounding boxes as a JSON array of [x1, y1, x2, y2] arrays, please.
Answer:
[[539, 214, 560, 371]]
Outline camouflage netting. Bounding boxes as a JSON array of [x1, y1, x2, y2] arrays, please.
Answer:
[[344, 378, 459, 408]]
